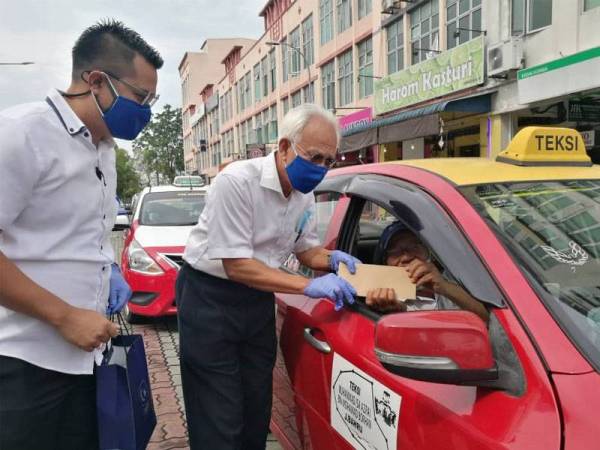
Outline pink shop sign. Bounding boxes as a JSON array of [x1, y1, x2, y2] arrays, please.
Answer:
[[338, 107, 373, 133]]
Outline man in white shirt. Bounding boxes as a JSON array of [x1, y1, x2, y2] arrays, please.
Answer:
[[179, 104, 360, 450], [0, 20, 162, 450]]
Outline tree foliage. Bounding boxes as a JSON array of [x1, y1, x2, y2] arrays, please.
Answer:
[[132, 104, 184, 184], [115, 147, 141, 203]]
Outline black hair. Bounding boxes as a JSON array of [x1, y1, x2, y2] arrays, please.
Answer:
[[72, 19, 163, 80]]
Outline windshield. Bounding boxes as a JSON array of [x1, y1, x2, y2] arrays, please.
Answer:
[[139, 191, 206, 226], [462, 179, 600, 371]]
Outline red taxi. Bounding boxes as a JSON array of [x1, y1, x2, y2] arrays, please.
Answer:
[[271, 127, 600, 450], [121, 183, 207, 321]]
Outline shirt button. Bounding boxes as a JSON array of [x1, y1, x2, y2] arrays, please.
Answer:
[[84, 132, 90, 137], [103, 214, 106, 219], [102, 267, 106, 271], [69, 127, 74, 132], [101, 245, 103, 250]]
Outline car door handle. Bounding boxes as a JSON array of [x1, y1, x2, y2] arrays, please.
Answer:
[[303, 328, 331, 354]]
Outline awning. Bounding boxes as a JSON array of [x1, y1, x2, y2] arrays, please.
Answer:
[[340, 92, 493, 146], [339, 128, 378, 153]]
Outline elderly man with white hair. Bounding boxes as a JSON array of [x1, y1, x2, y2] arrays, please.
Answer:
[[177, 103, 360, 450]]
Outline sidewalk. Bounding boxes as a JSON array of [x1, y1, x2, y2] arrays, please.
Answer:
[[134, 317, 282, 450]]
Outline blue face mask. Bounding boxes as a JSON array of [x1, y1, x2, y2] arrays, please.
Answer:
[[285, 144, 329, 194], [95, 75, 152, 140]]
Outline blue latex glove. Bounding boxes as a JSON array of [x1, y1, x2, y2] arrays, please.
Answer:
[[107, 264, 132, 315], [329, 250, 362, 274], [304, 274, 357, 311]]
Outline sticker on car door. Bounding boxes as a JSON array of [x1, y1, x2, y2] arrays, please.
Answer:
[[331, 353, 401, 450]]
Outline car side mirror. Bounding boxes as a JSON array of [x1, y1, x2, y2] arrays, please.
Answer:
[[375, 311, 498, 385], [113, 214, 130, 231]]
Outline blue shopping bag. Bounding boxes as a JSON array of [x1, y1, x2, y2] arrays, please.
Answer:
[[96, 327, 157, 450]]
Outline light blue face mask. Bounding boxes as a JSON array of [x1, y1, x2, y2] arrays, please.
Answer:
[[285, 144, 329, 194]]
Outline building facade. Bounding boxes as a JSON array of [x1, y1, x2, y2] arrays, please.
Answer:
[[180, 0, 600, 181], [178, 38, 256, 175]]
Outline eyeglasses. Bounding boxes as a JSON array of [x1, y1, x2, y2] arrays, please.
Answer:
[[293, 142, 337, 169], [103, 70, 159, 107]]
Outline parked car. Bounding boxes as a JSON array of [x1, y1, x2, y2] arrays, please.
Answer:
[[271, 127, 600, 450], [121, 183, 208, 321]]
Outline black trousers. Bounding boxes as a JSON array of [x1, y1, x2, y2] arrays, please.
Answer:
[[176, 264, 277, 450], [0, 355, 98, 450]]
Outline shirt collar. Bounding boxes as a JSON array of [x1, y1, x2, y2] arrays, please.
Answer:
[[260, 151, 285, 195], [45, 89, 88, 137], [45, 89, 116, 148]]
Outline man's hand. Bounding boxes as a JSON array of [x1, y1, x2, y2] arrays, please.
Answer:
[[365, 288, 407, 313], [304, 273, 356, 311], [329, 250, 361, 274], [56, 307, 119, 352], [107, 264, 132, 315], [404, 259, 446, 293]]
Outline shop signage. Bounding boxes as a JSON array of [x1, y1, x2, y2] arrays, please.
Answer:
[[374, 36, 484, 116], [339, 107, 372, 134], [518, 47, 600, 104], [246, 144, 266, 159]]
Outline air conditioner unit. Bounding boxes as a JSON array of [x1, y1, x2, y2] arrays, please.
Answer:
[[381, 0, 401, 14], [487, 39, 524, 77]]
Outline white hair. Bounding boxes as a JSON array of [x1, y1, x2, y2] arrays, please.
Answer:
[[278, 103, 340, 147]]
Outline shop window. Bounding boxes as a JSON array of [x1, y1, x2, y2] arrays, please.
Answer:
[[255, 114, 263, 145], [386, 18, 404, 74], [447, 0, 481, 49], [320, 0, 334, 45], [337, 49, 354, 106], [302, 15, 315, 67], [336, 0, 352, 34], [410, 0, 440, 64], [512, 0, 552, 35], [281, 36, 289, 82], [303, 82, 315, 103], [358, 37, 373, 98], [358, 0, 372, 19], [262, 110, 270, 145], [321, 60, 336, 110], [289, 26, 302, 77], [269, 49, 277, 92], [269, 105, 278, 142], [292, 90, 302, 108], [254, 62, 261, 102], [282, 96, 290, 115], [261, 57, 269, 99], [584, 0, 600, 10]]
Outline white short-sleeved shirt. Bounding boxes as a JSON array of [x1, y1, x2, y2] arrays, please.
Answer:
[[184, 151, 321, 279], [0, 89, 117, 375]]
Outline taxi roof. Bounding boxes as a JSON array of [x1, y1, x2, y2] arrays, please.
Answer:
[[387, 158, 600, 186]]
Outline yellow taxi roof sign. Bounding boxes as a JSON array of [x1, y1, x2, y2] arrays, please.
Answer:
[[496, 127, 592, 167]]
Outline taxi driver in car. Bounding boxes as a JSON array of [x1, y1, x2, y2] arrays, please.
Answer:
[[366, 221, 489, 322]]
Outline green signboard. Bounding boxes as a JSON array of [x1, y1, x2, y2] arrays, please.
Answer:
[[374, 36, 485, 116]]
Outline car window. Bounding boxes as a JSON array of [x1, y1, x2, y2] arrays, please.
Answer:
[[350, 199, 455, 294], [139, 191, 206, 226], [463, 180, 600, 371], [315, 192, 341, 243]]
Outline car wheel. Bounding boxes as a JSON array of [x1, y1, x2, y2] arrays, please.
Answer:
[[123, 304, 143, 324]]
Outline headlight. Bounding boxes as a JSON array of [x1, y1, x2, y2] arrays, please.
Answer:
[[127, 239, 163, 275]]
